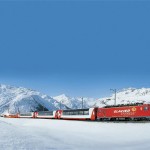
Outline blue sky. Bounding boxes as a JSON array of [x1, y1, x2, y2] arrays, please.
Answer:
[[0, 1, 150, 98]]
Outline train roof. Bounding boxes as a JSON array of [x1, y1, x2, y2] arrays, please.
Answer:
[[103, 103, 144, 108], [63, 108, 89, 112], [37, 111, 53, 113]]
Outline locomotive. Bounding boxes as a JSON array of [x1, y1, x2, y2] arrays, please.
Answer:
[[4, 103, 150, 121], [97, 103, 150, 121]]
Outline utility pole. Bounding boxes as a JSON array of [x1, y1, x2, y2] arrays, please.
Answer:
[[60, 100, 63, 109], [18, 107, 20, 114], [60, 101, 61, 109], [60, 100, 64, 109], [110, 89, 117, 105], [81, 97, 84, 109]]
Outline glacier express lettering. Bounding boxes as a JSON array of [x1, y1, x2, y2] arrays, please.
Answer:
[[114, 109, 130, 113]]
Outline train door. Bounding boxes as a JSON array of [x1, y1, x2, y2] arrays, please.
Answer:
[[91, 108, 98, 121]]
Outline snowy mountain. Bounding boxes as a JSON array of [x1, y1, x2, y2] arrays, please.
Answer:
[[1, 84, 150, 115], [94, 88, 150, 107], [53, 94, 95, 109], [0, 84, 67, 114], [53, 88, 150, 108]]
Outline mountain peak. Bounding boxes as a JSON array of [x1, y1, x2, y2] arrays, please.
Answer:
[[53, 94, 69, 101], [0, 84, 66, 114]]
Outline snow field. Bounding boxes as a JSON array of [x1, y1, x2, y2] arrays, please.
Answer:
[[0, 118, 150, 150]]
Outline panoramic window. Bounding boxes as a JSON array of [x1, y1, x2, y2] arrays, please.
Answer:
[[63, 109, 89, 115], [20, 113, 32, 116], [38, 111, 53, 116]]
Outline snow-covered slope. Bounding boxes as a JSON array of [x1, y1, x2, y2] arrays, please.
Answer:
[[53, 94, 95, 109], [94, 88, 150, 107], [53, 88, 150, 108], [0, 84, 66, 114]]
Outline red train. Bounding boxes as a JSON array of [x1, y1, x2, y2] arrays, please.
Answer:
[[97, 103, 150, 121], [4, 103, 150, 121]]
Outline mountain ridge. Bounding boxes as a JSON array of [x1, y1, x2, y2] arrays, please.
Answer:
[[0, 84, 67, 114], [1, 84, 150, 115]]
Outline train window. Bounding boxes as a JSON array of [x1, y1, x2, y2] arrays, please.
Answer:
[[70, 111, 74, 115], [73, 111, 78, 115], [144, 107, 148, 111], [63, 109, 89, 115], [63, 112, 69, 115], [38, 111, 53, 116], [20, 113, 32, 116], [83, 110, 89, 115], [78, 111, 84, 115]]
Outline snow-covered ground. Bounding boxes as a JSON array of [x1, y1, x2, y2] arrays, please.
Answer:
[[0, 118, 150, 150]]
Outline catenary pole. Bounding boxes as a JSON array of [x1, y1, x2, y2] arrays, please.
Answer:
[[110, 89, 117, 105]]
